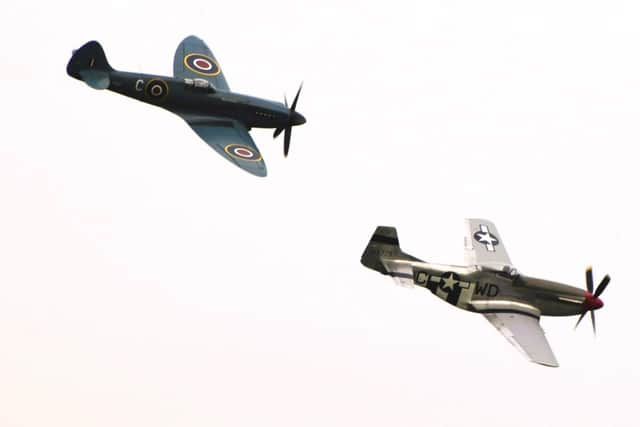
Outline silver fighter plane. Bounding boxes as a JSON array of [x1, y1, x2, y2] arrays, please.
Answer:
[[360, 219, 610, 367]]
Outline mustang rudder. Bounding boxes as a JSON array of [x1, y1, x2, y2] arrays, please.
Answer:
[[361, 226, 420, 274]]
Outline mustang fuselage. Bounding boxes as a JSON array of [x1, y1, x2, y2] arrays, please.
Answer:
[[380, 258, 594, 318]]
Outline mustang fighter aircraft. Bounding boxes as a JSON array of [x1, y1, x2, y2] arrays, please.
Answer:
[[66, 36, 306, 177], [361, 219, 610, 367]]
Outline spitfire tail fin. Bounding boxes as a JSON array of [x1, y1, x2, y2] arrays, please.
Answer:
[[66, 41, 114, 89], [361, 226, 420, 275]]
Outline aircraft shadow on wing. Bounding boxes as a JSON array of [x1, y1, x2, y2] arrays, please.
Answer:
[[361, 218, 610, 367], [67, 36, 306, 177]]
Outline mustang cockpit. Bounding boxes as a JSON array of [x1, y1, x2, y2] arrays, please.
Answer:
[[500, 266, 519, 278]]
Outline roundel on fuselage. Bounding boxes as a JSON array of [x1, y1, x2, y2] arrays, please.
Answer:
[[144, 79, 169, 101]]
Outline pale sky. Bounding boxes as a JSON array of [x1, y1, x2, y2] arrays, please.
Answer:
[[2, 1, 640, 426]]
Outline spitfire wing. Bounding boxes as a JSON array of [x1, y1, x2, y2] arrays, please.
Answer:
[[174, 35, 230, 91], [464, 218, 512, 270], [483, 312, 559, 367], [182, 116, 267, 177]]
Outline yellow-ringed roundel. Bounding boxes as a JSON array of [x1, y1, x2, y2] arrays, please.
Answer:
[[144, 79, 169, 101], [184, 53, 221, 76], [224, 144, 262, 162]]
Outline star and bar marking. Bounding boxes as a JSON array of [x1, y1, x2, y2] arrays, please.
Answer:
[[473, 224, 499, 252]]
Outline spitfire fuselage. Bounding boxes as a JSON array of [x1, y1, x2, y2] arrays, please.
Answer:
[[106, 71, 296, 130], [67, 37, 307, 177], [383, 259, 587, 317]]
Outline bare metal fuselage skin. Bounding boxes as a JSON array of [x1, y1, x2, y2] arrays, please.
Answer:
[[361, 222, 609, 366], [380, 259, 587, 317], [107, 71, 296, 129]]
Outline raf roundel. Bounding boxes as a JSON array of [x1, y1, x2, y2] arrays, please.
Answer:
[[144, 79, 169, 101], [224, 144, 261, 162], [184, 53, 221, 76]]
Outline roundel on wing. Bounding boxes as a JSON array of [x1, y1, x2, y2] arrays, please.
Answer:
[[224, 144, 262, 161], [184, 53, 221, 76]]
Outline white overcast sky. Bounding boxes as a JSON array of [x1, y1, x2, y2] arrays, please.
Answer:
[[2, 1, 640, 426]]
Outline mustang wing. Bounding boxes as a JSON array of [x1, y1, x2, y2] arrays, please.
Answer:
[[464, 218, 512, 270], [174, 35, 230, 91], [483, 312, 558, 367], [182, 116, 267, 177]]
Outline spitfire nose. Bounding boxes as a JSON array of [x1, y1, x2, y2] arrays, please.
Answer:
[[583, 291, 604, 311], [291, 111, 306, 126]]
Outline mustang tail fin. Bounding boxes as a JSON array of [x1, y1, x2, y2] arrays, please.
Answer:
[[361, 226, 420, 275], [67, 41, 114, 89]]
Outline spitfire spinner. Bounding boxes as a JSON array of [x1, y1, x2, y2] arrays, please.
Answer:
[[361, 219, 610, 367], [67, 36, 306, 177]]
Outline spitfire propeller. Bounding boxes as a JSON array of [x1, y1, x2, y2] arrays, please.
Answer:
[[273, 83, 305, 157], [574, 266, 609, 335]]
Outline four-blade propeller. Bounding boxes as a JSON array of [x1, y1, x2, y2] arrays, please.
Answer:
[[574, 266, 610, 335], [273, 83, 305, 157]]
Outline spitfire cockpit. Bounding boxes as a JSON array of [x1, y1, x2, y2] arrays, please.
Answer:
[[184, 78, 215, 93]]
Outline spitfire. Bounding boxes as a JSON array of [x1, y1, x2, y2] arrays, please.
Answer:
[[67, 36, 611, 368], [361, 218, 610, 367], [66, 36, 306, 177]]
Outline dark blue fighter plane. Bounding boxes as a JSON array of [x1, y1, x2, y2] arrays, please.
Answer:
[[67, 36, 306, 177]]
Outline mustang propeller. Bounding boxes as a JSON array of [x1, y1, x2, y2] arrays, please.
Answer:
[[273, 83, 305, 157], [574, 266, 610, 335]]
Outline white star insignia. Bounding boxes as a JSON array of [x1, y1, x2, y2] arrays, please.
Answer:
[[477, 232, 496, 244], [441, 274, 458, 291]]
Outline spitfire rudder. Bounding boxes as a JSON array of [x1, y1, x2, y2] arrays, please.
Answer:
[[67, 41, 114, 90]]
